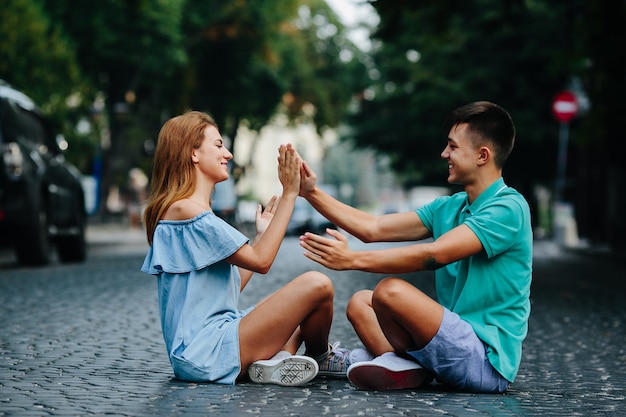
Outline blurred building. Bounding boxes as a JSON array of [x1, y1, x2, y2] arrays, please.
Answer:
[[232, 115, 440, 220], [233, 114, 334, 204]]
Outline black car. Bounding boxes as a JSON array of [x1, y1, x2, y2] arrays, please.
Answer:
[[286, 185, 337, 236], [0, 80, 87, 265]]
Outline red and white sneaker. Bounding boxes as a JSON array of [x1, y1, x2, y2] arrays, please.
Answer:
[[348, 347, 375, 363], [347, 352, 432, 390]]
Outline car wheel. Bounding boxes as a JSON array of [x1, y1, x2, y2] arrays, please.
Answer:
[[16, 203, 51, 266], [56, 204, 87, 263]]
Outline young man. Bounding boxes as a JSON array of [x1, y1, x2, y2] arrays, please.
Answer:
[[298, 102, 532, 392]]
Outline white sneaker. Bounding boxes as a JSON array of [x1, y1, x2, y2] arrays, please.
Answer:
[[248, 355, 318, 387], [347, 352, 432, 390], [270, 350, 292, 360], [349, 348, 375, 364]]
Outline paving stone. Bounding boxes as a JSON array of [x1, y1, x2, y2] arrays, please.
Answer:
[[0, 230, 625, 416]]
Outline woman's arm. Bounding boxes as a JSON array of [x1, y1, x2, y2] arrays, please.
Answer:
[[228, 144, 300, 275], [238, 196, 279, 290]]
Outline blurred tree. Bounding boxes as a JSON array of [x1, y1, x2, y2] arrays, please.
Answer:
[[178, 0, 368, 180], [0, 0, 372, 222], [571, 0, 626, 247], [2, 0, 368, 217], [282, 0, 369, 132], [0, 0, 83, 105], [350, 0, 572, 189], [179, 1, 299, 155], [0, 0, 95, 170], [40, 0, 187, 213], [347, 0, 626, 246]]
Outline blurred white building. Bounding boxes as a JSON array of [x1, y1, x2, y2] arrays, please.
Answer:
[[233, 114, 336, 205]]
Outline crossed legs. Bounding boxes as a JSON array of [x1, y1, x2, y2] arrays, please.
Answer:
[[347, 277, 443, 357], [238, 271, 334, 379]]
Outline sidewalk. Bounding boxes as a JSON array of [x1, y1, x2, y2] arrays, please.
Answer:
[[86, 221, 147, 244]]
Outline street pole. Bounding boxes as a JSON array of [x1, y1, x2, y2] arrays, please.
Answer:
[[554, 121, 569, 204], [551, 90, 579, 245]]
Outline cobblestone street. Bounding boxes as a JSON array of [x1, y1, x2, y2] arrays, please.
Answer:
[[1, 226, 624, 416]]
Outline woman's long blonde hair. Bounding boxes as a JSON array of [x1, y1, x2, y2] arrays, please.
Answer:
[[143, 111, 219, 245]]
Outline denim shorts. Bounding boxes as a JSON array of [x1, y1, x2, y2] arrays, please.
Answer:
[[406, 308, 510, 393]]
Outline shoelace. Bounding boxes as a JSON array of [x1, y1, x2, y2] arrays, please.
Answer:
[[320, 342, 351, 372]]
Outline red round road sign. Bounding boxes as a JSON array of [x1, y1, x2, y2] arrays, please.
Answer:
[[552, 91, 579, 123]]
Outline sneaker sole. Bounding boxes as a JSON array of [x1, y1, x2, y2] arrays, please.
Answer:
[[347, 362, 431, 390], [248, 356, 319, 387]]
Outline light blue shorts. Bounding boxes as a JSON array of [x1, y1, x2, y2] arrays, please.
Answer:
[[406, 308, 510, 393]]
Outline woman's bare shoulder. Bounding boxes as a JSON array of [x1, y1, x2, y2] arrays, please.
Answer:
[[162, 199, 207, 220]]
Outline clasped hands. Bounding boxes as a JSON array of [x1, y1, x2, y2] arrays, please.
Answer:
[[270, 144, 353, 270]]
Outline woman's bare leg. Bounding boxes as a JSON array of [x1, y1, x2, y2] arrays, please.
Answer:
[[280, 326, 302, 354], [238, 271, 334, 375]]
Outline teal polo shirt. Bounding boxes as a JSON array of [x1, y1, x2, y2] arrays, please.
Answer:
[[416, 178, 532, 382]]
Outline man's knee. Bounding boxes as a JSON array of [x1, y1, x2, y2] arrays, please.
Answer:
[[372, 277, 404, 310]]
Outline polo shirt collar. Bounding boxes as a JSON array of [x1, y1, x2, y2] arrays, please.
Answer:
[[462, 177, 507, 215]]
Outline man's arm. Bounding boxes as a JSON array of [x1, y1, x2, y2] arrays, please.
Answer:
[[300, 160, 431, 242], [299, 223, 483, 274]]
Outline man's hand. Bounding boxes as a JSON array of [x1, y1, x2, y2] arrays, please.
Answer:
[[299, 160, 318, 197], [299, 228, 354, 270]]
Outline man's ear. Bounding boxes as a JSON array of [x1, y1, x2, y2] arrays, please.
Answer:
[[477, 146, 490, 166]]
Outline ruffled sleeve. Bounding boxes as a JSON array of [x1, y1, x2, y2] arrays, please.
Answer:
[[141, 211, 248, 274]]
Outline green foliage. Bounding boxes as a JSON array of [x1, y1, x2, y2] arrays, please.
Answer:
[[349, 0, 585, 189], [178, 0, 366, 134], [284, 0, 369, 131], [348, 0, 626, 245], [1, 0, 369, 205], [176, 0, 368, 184], [0, 0, 83, 105], [42, 0, 186, 91], [179, 0, 299, 136], [0, 0, 369, 206], [40, 0, 188, 196], [0, 0, 97, 175]]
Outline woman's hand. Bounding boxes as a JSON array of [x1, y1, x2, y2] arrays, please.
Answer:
[[277, 144, 301, 197], [255, 195, 279, 236]]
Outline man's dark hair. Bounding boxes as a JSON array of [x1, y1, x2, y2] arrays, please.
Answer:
[[444, 101, 516, 168]]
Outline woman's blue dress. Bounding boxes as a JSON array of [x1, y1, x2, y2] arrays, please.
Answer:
[[141, 211, 254, 383]]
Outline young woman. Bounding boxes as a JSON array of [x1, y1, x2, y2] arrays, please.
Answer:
[[141, 111, 350, 386]]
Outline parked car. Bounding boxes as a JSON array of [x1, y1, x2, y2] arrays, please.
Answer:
[[286, 184, 337, 236], [286, 197, 314, 236], [310, 207, 335, 234], [0, 80, 87, 265]]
